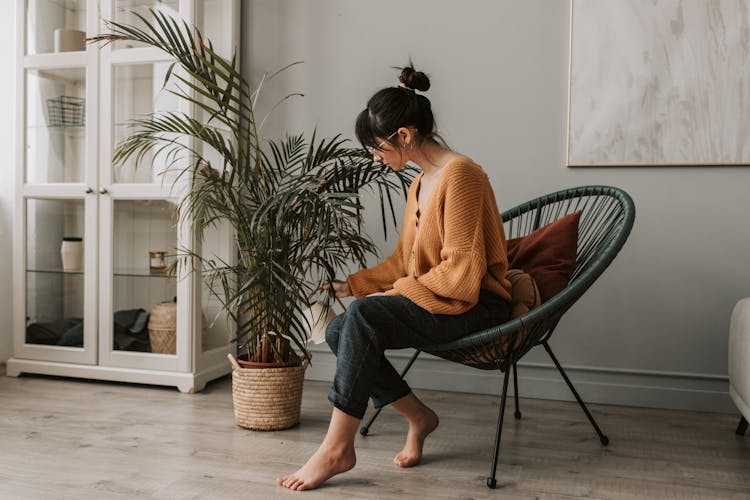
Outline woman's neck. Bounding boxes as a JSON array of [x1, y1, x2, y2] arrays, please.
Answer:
[[410, 140, 454, 177]]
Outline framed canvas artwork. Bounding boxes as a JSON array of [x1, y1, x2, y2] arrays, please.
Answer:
[[567, 0, 750, 166]]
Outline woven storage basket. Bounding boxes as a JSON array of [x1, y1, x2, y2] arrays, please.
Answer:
[[228, 354, 307, 431], [148, 301, 177, 354]]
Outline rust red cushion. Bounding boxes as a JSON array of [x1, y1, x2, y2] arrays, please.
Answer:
[[506, 211, 581, 303]]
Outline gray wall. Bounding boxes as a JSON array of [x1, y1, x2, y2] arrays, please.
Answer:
[[0, 0, 16, 366], [242, 0, 750, 413]]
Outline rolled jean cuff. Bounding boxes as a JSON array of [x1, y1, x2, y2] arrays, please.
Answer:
[[328, 391, 366, 420], [371, 386, 412, 411]]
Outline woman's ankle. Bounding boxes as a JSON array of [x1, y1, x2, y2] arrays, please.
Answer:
[[319, 438, 355, 455], [391, 393, 435, 423]]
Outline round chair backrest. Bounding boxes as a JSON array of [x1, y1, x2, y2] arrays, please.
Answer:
[[502, 185, 635, 301]]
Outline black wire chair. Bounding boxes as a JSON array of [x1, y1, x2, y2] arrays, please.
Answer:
[[359, 185, 636, 489]]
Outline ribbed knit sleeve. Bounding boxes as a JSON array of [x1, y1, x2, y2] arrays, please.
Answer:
[[391, 164, 491, 314], [346, 178, 419, 297], [347, 239, 406, 297]]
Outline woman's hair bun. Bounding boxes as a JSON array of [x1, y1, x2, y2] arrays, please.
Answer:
[[398, 64, 430, 92]]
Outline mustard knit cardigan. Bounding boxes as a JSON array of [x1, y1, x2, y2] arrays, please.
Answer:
[[347, 158, 512, 315]]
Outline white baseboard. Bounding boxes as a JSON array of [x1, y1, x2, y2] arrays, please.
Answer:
[[305, 346, 735, 414]]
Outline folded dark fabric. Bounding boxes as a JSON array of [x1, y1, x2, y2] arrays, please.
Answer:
[[26, 309, 152, 351], [58, 321, 84, 346], [26, 318, 82, 345], [113, 308, 150, 351]]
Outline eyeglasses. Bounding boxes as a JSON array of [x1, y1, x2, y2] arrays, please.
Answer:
[[366, 130, 398, 154]]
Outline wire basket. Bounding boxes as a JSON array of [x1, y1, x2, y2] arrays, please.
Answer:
[[46, 96, 85, 127]]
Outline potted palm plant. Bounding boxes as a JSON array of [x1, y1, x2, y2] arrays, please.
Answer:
[[92, 12, 411, 430]]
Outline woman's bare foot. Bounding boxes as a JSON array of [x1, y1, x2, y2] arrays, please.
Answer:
[[277, 443, 356, 491], [393, 404, 439, 468], [277, 408, 360, 491]]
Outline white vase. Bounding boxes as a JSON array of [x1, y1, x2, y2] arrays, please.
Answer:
[[61, 237, 83, 271], [54, 29, 86, 53]]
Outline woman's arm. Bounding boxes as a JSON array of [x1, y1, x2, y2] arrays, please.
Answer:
[[346, 236, 407, 297], [345, 176, 420, 298]]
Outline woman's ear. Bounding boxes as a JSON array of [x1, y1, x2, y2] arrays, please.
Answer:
[[397, 127, 415, 147]]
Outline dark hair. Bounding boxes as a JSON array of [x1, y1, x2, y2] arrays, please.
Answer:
[[355, 63, 438, 151]]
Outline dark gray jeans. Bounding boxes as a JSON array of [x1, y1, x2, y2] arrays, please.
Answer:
[[325, 290, 512, 419]]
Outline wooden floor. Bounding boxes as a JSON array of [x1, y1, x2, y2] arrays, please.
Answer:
[[1, 372, 748, 500]]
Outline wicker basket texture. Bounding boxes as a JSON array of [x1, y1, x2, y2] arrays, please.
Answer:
[[148, 301, 177, 354], [230, 359, 307, 431]]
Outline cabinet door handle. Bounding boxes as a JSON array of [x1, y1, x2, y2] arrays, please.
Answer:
[[85, 187, 94, 194], [100, 188, 109, 194]]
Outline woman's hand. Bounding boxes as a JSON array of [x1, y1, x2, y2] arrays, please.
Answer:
[[366, 292, 387, 297], [321, 280, 352, 298]]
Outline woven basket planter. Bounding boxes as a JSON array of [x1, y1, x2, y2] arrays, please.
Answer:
[[227, 354, 308, 431], [148, 301, 177, 354]]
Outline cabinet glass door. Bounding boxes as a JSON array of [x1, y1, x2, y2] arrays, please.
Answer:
[[26, 0, 87, 55], [26, 67, 86, 184], [25, 198, 86, 349], [194, 0, 237, 361], [111, 63, 180, 184], [199, 223, 233, 353], [113, 1, 181, 49], [111, 199, 177, 357]]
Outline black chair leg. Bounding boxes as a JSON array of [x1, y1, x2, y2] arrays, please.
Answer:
[[360, 350, 422, 436], [737, 416, 748, 436], [543, 342, 609, 446], [487, 367, 511, 489], [513, 363, 521, 419]]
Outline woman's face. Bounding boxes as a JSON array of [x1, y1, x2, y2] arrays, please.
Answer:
[[370, 142, 404, 170], [368, 130, 407, 170]]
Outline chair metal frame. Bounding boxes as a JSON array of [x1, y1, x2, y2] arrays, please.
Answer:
[[737, 416, 748, 436], [358, 185, 636, 489]]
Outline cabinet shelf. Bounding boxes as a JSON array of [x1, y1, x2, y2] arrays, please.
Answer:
[[113, 269, 176, 279], [28, 124, 85, 129], [26, 268, 83, 275], [27, 124, 85, 139], [27, 268, 176, 279]]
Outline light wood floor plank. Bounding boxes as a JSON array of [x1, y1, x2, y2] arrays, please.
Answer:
[[1, 372, 748, 499]]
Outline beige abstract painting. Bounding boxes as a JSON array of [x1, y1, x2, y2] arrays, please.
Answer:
[[567, 0, 750, 166]]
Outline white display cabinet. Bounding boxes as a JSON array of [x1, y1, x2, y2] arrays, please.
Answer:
[[8, 0, 240, 392]]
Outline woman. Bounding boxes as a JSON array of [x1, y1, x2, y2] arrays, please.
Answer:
[[278, 64, 513, 491]]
